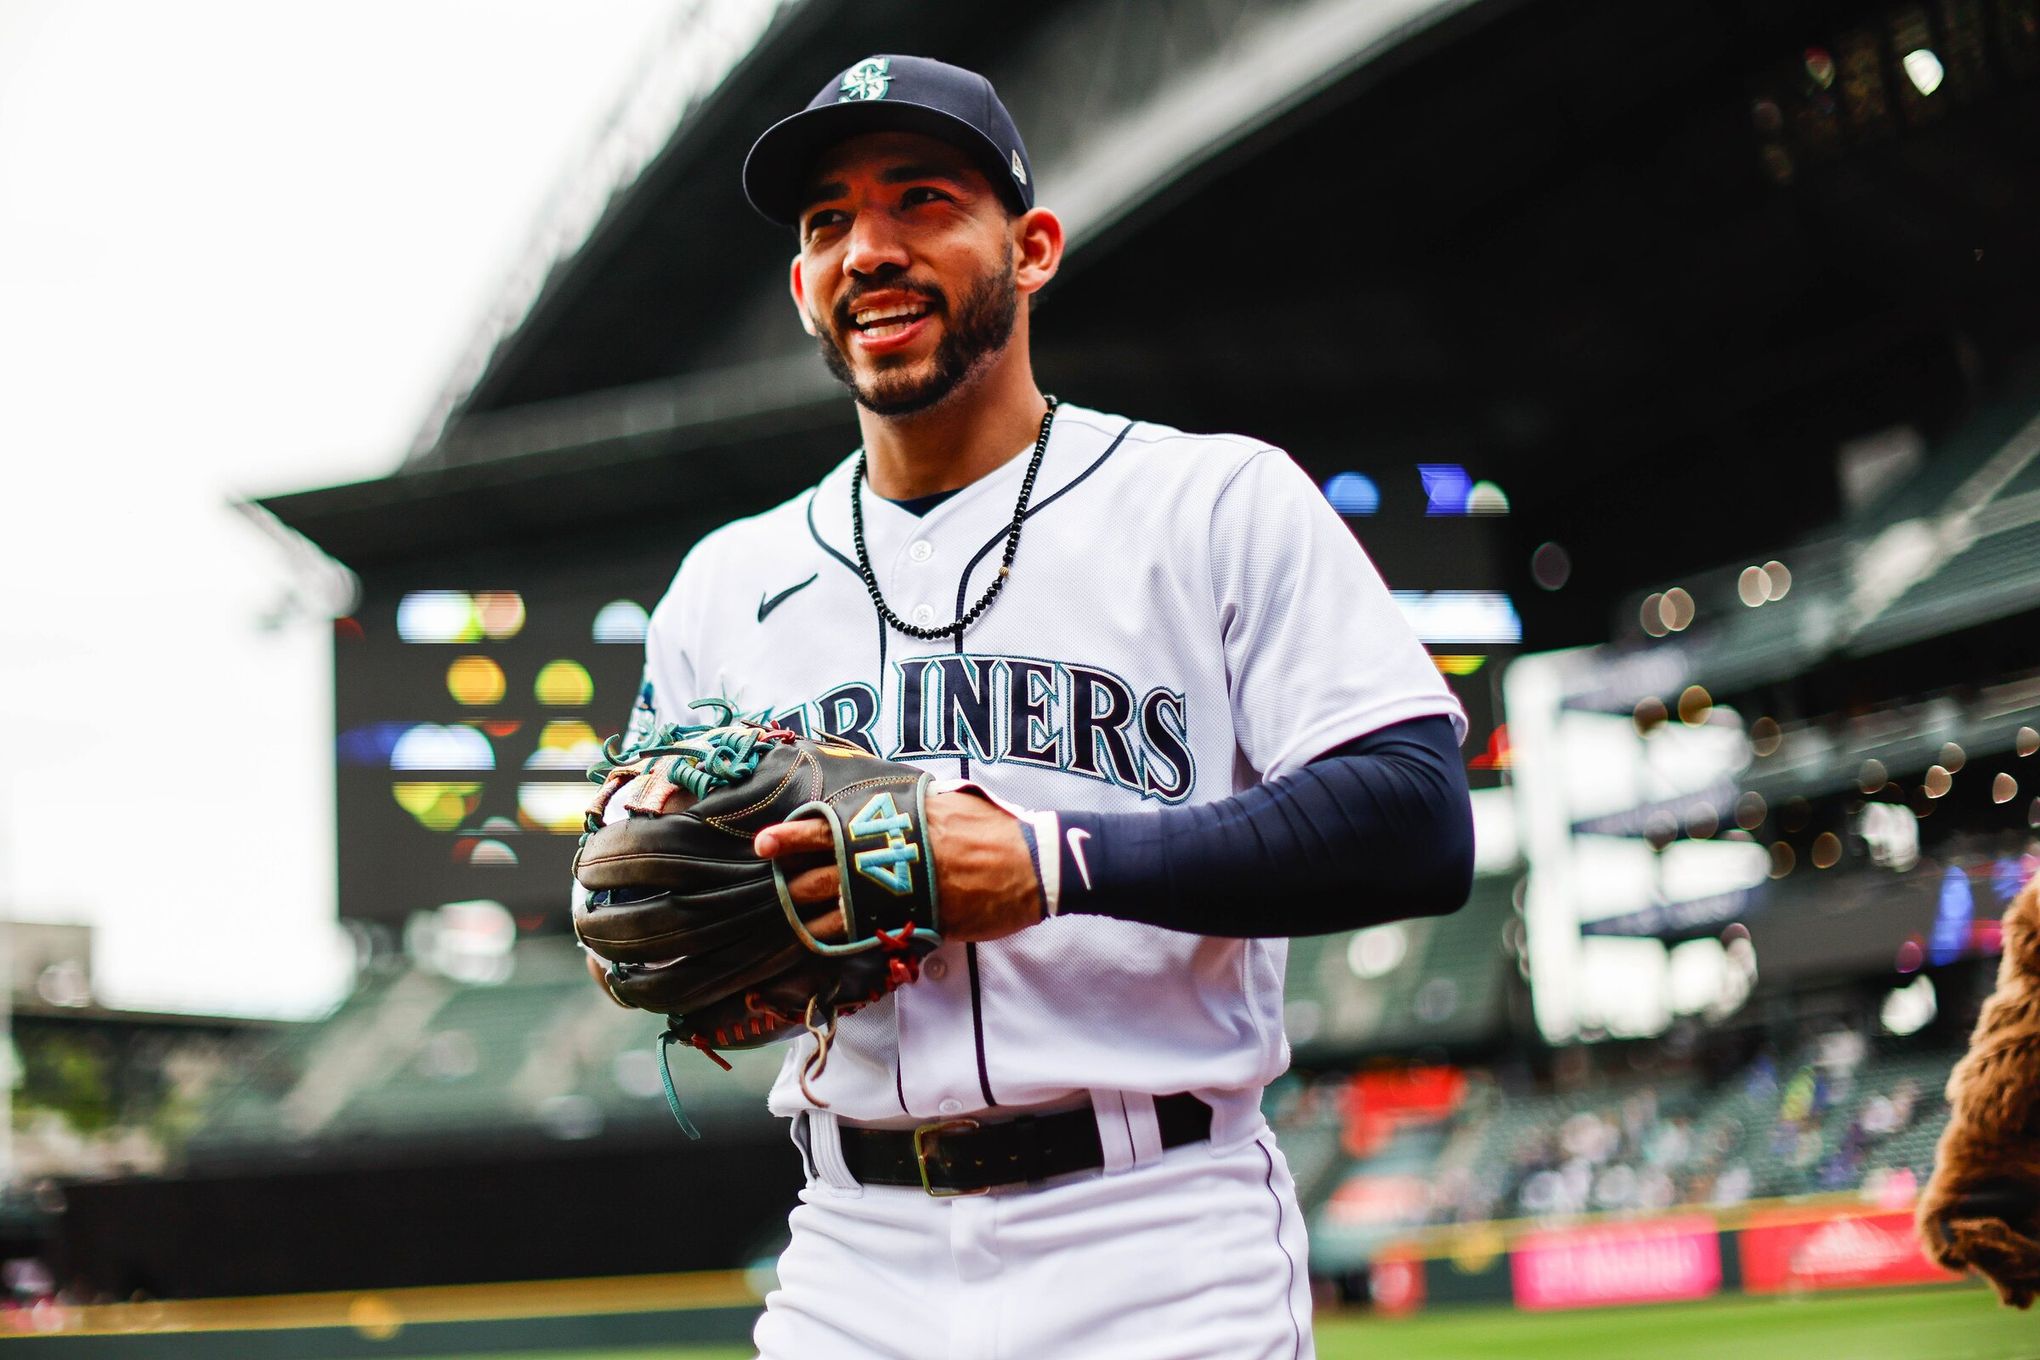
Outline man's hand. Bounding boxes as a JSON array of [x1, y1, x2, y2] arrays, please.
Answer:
[[754, 789, 1045, 943]]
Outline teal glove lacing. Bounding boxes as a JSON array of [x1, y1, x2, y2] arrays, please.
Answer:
[[656, 1031, 703, 1140], [582, 698, 788, 834]]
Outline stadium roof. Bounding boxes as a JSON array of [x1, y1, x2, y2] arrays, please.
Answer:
[[404, 0, 1494, 454], [260, 0, 1511, 566], [261, 0, 2040, 660]]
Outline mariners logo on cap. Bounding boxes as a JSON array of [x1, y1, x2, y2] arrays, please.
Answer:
[[838, 57, 891, 102]]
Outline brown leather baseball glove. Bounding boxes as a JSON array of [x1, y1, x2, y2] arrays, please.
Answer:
[[572, 702, 942, 1127]]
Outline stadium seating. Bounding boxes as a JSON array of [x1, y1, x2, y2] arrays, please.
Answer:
[[190, 936, 1965, 1284], [186, 941, 783, 1161], [1292, 1029, 1962, 1275]]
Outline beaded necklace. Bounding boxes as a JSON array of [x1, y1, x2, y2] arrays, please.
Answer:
[[850, 396, 1056, 641]]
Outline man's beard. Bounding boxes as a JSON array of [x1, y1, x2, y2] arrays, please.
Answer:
[[814, 260, 1019, 417]]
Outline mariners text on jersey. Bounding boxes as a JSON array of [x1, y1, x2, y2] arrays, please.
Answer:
[[766, 657, 1195, 802]]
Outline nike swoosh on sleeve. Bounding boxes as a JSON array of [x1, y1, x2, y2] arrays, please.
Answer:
[[756, 573, 820, 622], [1065, 827, 1094, 891]]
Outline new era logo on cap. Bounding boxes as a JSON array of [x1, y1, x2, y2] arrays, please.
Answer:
[[838, 57, 890, 101], [1010, 149, 1027, 185]]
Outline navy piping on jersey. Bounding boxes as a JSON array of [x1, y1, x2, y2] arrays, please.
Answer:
[[1259, 1139, 1304, 1359], [965, 949, 995, 1109], [805, 487, 890, 692], [948, 418, 1137, 1110], [808, 487, 908, 1114]]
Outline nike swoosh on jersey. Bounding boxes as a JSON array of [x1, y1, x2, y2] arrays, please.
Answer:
[[756, 573, 819, 622], [1066, 827, 1094, 891]]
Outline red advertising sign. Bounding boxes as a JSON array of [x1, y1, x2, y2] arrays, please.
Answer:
[[1511, 1216, 1722, 1311], [1369, 1253, 1426, 1316], [1739, 1208, 1959, 1294]]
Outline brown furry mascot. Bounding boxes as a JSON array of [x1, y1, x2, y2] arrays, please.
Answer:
[[1918, 875, 2040, 1306]]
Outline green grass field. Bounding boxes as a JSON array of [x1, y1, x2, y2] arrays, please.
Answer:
[[401, 1287, 2039, 1360]]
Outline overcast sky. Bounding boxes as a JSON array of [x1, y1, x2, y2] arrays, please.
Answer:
[[0, 0, 682, 1016]]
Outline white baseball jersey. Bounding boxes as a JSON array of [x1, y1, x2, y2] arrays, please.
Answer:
[[632, 401, 1462, 1142]]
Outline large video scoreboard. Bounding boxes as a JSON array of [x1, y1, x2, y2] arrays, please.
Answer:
[[333, 552, 672, 933]]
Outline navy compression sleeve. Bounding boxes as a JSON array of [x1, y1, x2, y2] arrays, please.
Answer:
[[1040, 715, 1473, 937]]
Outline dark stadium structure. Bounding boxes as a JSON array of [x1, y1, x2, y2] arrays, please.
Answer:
[[267, 0, 2040, 640], [55, 0, 2040, 1301]]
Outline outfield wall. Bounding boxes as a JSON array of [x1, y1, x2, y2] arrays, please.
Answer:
[[0, 1270, 760, 1357], [1370, 1196, 1960, 1314]]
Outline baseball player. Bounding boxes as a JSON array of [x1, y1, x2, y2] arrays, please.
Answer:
[[624, 54, 1474, 1359]]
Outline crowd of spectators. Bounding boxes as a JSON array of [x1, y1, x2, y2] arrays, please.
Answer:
[[1285, 1025, 1951, 1233]]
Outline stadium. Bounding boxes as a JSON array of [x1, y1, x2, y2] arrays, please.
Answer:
[[9, 0, 2040, 1355]]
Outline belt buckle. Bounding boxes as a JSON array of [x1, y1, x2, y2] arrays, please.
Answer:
[[913, 1118, 987, 1197]]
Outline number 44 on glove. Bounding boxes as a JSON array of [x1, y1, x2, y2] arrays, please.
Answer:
[[571, 700, 944, 1128]]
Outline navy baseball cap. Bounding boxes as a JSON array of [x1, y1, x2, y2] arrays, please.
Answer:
[[743, 55, 1035, 227]]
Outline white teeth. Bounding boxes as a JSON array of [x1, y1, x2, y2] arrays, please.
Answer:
[[853, 302, 928, 328]]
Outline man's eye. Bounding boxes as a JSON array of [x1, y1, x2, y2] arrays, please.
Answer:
[[805, 210, 846, 235], [902, 187, 949, 206]]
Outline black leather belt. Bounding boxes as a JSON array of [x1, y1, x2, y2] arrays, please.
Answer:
[[835, 1093, 1213, 1196]]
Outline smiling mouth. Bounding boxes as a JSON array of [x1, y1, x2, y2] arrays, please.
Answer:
[[848, 298, 934, 339]]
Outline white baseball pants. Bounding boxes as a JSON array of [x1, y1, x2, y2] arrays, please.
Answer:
[[752, 1101, 1315, 1360]]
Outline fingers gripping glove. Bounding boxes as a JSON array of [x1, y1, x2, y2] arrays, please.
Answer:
[[1917, 876, 2040, 1307], [572, 701, 942, 1120]]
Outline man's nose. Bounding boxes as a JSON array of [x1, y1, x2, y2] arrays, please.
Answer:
[[842, 211, 910, 277]]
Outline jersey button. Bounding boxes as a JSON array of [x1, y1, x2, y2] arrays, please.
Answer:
[[910, 603, 936, 627], [924, 956, 947, 980], [937, 1098, 964, 1115], [908, 539, 933, 563]]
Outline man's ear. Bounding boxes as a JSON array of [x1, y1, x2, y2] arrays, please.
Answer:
[[789, 255, 818, 337], [1012, 207, 1065, 300]]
